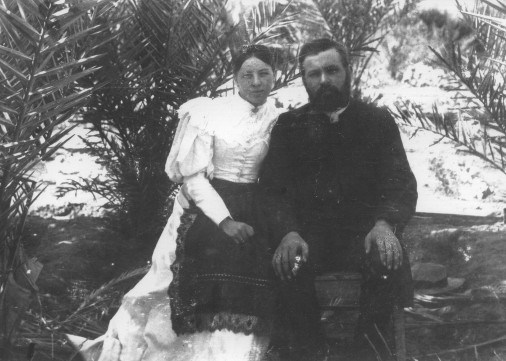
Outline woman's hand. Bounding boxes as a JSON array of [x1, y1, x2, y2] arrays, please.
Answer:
[[219, 217, 255, 244]]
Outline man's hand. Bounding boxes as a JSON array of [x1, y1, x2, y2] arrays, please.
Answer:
[[272, 232, 309, 281], [219, 217, 254, 244], [364, 220, 402, 270]]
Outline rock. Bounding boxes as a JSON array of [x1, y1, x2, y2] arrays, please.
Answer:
[[412, 262, 466, 294], [412, 262, 447, 284]]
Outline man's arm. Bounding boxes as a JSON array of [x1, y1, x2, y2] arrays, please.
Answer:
[[365, 108, 418, 270], [260, 115, 300, 241], [373, 108, 418, 231], [259, 115, 308, 280]]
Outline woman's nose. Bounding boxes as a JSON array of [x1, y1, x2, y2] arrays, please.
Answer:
[[252, 74, 261, 85]]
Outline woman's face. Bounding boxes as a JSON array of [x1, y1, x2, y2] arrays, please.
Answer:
[[235, 56, 274, 106]]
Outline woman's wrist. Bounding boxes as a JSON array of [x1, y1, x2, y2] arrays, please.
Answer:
[[219, 216, 233, 229]]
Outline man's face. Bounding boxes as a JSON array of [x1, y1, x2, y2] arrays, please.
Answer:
[[302, 48, 350, 112]]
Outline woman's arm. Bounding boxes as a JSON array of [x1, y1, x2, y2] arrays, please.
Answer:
[[184, 172, 230, 225], [184, 173, 254, 243]]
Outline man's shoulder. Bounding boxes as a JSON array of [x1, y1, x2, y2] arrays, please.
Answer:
[[277, 103, 311, 125], [344, 99, 395, 128], [347, 98, 389, 117]]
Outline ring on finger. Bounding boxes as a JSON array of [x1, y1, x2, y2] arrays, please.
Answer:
[[292, 262, 300, 274]]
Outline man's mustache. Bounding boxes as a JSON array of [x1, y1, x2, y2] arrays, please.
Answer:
[[310, 83, 349, 112], [315, 84, 340, 97]]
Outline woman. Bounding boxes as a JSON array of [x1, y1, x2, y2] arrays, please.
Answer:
[[94, 44, 281, 361]]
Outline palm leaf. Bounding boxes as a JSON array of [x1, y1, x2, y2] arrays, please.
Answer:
[[0, 5, 40, 43], [0, 44, 32, 61], [0, 0, 118, 344], [393, 0, 506, 173]]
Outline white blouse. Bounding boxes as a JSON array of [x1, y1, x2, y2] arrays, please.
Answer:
[[165, 95, 279, 225]]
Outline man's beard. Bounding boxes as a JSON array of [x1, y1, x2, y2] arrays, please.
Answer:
[[309, 83, 350, 112]]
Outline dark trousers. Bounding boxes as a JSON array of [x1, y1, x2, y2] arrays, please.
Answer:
[[272, 264, 327, 361], [275, 218, 412, 360]]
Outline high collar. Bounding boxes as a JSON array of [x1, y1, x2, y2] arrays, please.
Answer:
[[234, 93, 272, 114]]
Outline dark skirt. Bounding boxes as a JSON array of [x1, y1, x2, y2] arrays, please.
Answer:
[[169, 178, 279, 336]]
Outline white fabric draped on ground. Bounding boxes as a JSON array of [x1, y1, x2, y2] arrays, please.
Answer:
[[79, 193, 268, 361]]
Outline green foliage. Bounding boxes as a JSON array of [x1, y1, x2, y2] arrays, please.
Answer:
[[0, 0, 114, 347], [394, 0, 506, 175]]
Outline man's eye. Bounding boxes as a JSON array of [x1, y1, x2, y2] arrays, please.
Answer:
[[307, 71, 320, 78], [242, 74, 253, 78], [326, 67, 339, 74]]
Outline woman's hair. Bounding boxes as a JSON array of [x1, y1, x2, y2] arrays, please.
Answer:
[[233, 44, 275, 74]]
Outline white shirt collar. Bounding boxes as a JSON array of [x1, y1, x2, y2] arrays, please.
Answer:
[[326, 103, 349, 124]]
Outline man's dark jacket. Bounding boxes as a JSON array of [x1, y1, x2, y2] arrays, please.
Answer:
[[259, 98, 417, 356], [260, 98, 418, 271]]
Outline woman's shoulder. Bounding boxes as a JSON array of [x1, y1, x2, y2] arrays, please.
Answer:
[[179, 97, 215, 115], [178, 97, 221, 134]]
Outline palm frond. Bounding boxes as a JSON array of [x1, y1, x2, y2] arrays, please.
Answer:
[[394, 0, 506, 174], [0, 0, 118, 344]]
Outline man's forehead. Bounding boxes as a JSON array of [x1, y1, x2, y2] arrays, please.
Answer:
[[302, 48, 344, 69]]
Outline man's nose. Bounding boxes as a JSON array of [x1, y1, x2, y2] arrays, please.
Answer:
[[252, 74, 261, 85], [320, 72, 329, 84]]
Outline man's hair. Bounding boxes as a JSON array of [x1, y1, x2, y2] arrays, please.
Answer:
[[233, 44, 275, 75], [298, 38, 350, 73]]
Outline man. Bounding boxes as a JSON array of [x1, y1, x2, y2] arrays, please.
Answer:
[[260, 38, 417, 360]]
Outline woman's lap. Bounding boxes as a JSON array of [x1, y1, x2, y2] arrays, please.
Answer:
[[171, 182, 279, 335], [94, 188, 275, 360]]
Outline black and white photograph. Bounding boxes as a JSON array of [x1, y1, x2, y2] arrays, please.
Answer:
[[1, 0, 506, 360]]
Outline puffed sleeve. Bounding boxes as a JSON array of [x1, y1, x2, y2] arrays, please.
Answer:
[[166, 97, 231, 225]]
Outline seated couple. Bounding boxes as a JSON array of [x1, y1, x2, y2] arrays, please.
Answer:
[[91, 38, 417, 361]]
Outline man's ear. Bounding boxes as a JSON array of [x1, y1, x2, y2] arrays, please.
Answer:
[[346, 66, 353, 87], [301, 72, 307, 88]]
